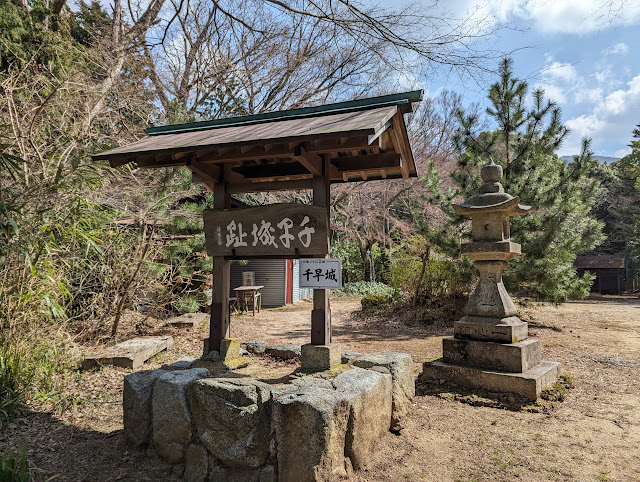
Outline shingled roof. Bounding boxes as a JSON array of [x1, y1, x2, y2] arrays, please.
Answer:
[[575, 256, 625, 269], [92, 91, 423, 190]]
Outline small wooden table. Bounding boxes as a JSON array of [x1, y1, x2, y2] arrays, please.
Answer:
[[233, 285, 264, 315]]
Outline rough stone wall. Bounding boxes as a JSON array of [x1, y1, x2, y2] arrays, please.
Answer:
[[123, 351, 414, 482]]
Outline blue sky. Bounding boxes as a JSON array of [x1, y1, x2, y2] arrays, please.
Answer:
[[413, 0, 640, 158]]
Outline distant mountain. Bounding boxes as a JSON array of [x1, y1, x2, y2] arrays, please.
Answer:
[[560, 155, 620, 164]]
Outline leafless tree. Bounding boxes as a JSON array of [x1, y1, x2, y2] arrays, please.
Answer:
[[128, 0, 506, 120]]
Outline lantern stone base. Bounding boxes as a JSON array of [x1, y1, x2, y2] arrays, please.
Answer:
[[301, 343, 341, 371], [454, 315, 528, 343], [419, 359, 560, 401], [422, 313, 559, 400], [442, 337, 541, 373]]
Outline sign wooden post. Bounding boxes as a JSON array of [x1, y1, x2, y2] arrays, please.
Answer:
[[209, 178, 231, 353], [311, 155, 331, 345]]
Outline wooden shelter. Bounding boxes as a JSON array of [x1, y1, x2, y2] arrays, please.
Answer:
[[575, 255, 626, 295], [93, 90, 422, 355]]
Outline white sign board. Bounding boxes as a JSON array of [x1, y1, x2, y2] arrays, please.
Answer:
[[299, 258, 342, 289]]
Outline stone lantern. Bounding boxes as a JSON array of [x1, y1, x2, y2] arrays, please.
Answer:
[[419, 160, 559, 401], [453, 159, 530, 338]]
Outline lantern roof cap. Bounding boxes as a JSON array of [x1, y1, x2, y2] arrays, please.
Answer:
[[453, 159, 531, 217], [453, 195, 530, 217]]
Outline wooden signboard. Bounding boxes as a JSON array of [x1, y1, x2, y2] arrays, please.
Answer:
[[299, 258, 342, 289], [203, 204, 329, 258]]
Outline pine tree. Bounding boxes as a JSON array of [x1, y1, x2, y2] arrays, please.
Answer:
[[615, 124, 640, 286], [426, 58, 604, 302]]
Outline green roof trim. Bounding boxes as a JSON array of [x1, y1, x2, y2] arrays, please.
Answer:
[[146, 90, 423, 136]]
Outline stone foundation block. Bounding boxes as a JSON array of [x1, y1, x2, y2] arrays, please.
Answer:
[[184, 443, 208, 482], [265, 344, 301, 360], [220, 338, 250, 369], [152, 368, 210, 463], [442, 337, 541, 373], [353, 351, 414, 432], [187, 378, 272, 469], [301, 344, 341, 371], [454, 315, 528, 343], [419, 360, 560, 401], [165, 313, 207, 330], [123, 369, 165, 447], [333, 367, 392, 469], [341, 350, 362, 364], [161, 356, 197, 371], [244, 340, 267, 354], [273, 387, 351, 482], [221, 338, 241, 359], [208, 466, 261, 482]]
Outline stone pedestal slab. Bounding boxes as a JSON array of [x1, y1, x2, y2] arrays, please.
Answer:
[[83, 336, 174, 370], [221, 337, 249, 369], [420, 360, 560, 401], [442, 337, 541, 373], [301, 343, 341, 371], [454, 315, 528, 343]]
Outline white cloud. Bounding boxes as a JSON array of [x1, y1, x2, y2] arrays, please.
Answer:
[[602, 42, 629, 55], [560, 74, 640, 156], [475, 0, 640, 35], [535, 83, 568, 104], [532, 57, 583, 105], [574, 87, 602, 104], [542, 61, 578, 83], [615, 146, 632, 158]]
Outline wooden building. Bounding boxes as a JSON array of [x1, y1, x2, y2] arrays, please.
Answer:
[[575, 255, 626, 294]]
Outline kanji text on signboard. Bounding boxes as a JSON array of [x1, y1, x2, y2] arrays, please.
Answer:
[[299, 258, 342, 289]]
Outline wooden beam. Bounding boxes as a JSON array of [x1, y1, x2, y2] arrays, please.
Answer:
[[238, 162, 309, 179], [172, 151, 191, 161], [137, 155, 187, 168], [390, 111, 414, 180], [333, 152, 401, 172], [196, 144, 295, 163], [368, 120, 392, 145], [227, 179, 313, 193], [224, 163, 245, 184], [187, 159, 221, 183], [294, 146, 322, 176], [380, 130, 392, 150]]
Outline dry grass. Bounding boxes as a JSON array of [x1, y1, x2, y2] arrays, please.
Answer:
[[1, 295, 639, 481]]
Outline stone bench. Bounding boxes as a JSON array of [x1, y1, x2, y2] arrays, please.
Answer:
[[83, 336, 173, 370]]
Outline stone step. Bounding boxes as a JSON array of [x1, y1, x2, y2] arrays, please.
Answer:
[[420, 360, 560, 401], [83, 336, 173, 370], [442, 337, 541, 373]]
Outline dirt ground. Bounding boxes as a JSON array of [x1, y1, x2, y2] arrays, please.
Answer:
[[2, 295, 640, 481]]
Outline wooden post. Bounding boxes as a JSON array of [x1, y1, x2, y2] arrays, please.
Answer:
[[208, 178, 231, 353], [311, 155, 331, 345]]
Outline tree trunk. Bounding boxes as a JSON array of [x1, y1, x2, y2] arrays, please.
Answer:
[[412, 245, 430, 307]]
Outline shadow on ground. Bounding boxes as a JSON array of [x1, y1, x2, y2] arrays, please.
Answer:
[[2, 412, 177, 482]]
